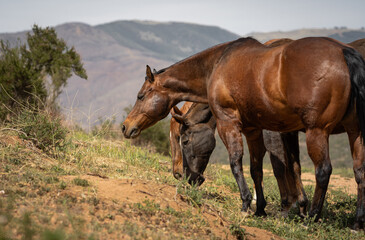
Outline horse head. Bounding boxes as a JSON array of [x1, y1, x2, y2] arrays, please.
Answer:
[[122, 65, 174, 138], [171, 103, 216, 186]]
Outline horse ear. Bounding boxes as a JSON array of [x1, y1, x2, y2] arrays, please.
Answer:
[[153, 68, 157, 74], [146, 65, 154, 83], [171, 106, 183, 116], [171, 110, 188, 125]]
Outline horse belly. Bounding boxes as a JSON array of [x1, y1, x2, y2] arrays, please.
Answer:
[[239, 102, 304, 132]]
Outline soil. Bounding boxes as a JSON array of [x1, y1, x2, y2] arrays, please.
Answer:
[[63, 175, 283, 240], [302, 172, 357, 195]]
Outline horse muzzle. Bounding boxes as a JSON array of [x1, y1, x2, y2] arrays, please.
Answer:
[[187, 171, 205, 186], [122, 123, 141, 139]]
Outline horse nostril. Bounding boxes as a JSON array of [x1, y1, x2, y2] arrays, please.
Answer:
[[130, 127, 139, 137], [174, 172, 182, 180], [121, 124, 126, 133]]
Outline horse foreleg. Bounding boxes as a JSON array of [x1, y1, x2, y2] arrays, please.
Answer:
[[306, 128, 332, 220], [216, 120, 252, 212], [246, 130, 267, 216]]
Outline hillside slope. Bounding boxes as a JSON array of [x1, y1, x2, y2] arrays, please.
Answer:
[[0, 129, 362, 239]]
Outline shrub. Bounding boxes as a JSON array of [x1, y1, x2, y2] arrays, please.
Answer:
[[15, 106, 69, 157], [0, 24, 87, 120], [91, 117, 119, 139]]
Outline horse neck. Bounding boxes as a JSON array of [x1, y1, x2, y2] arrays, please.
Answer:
[[158, 42, 231, 104]]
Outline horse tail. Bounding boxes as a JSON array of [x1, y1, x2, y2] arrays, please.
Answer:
[[343, 47, 365, 144]]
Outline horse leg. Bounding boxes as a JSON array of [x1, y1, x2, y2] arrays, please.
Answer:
[[343, 118, 365, 230], [246, 130, 267, 216], [306, 128, 332, 220], [216, 120, 252, 212], [269, 153, 292, 215], [263, 130, 292, 216], [281, 132, 308, 217]]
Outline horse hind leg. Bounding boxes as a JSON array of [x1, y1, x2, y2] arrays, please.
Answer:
[[281, 131, 308, 218], [263, 130, 291, 214], [306, 128, 332, 220], [269, 153, 292, 216], [342, 115, 365, 230], [263, 130, 307, 217]]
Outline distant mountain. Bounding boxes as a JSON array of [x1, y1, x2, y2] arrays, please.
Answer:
[[1, 21, 365, 128], [247, 27, 365, 43], [96, 20, 239, 61]]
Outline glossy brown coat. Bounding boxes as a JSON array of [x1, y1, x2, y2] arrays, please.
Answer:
[[122, 37, 365, 228]]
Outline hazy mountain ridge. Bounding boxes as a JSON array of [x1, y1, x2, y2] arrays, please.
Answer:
[[248, 27, 365, 43], [1, 21, 365, 128], [96, 20, 239, 61]]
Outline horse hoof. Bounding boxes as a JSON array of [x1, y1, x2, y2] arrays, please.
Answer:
[[254, 210, 267, 217], [353, 220, 364, 231], [308, 209, 320, 221], [240, 206, 254, 217]]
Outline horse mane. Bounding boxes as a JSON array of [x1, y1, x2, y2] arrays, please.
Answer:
[[153, 37, 260, 76], [155, 69, 166, 75]]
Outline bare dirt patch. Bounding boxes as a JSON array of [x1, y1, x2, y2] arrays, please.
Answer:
[[301, 172, 357, 195], [62, 175, 283, 240]]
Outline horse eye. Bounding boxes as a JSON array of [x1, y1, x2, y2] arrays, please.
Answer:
[[137, 93, 144, 101], [182, 139, 189, 146]]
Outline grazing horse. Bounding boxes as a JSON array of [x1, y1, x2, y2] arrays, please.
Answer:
[[122, 37, 365, 228], [170, 101, 306, 216], [170, 102, 216, 186]]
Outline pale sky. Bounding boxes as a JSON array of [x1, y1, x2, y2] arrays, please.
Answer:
[[0, 0, 364, 35]]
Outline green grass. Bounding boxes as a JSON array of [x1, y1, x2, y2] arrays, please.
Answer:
[[0, 126, 364, 239]]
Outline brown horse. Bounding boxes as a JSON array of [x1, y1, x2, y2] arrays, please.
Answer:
[[170, 101, 306, 216], [170, 102, 193, 180], [170, 38, 365, 218], [170, 102, 216, 186], [122, 37, 365, 228], [262, 37, 365, 217]]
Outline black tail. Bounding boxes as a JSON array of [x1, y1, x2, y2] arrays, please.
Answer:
[[343, 47, 365, 144]]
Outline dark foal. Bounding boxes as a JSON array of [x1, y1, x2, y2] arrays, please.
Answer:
[[123, 37, 365, 228]]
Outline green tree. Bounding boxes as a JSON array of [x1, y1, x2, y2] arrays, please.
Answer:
[[0, 24, 87, 119]]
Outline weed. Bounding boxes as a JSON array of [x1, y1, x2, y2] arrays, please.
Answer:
[[21, 212, 35, 240], [133, 200, 161, 216], [59, 181, 67, 190], [72, 178, 90, 187], [229, 223, 246, 240], [16, 108, 70, 157], [41, 229, 65, 240], [176, 178, 204, 207]]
